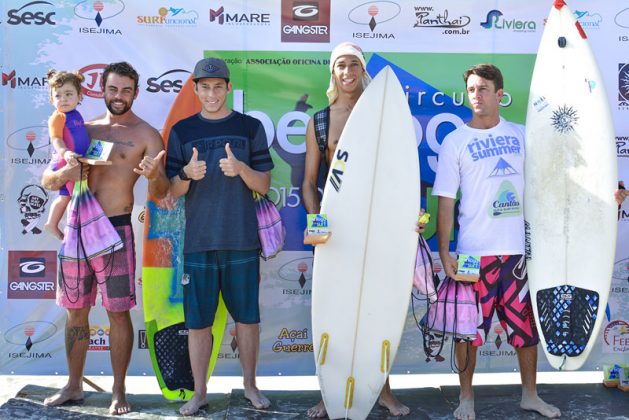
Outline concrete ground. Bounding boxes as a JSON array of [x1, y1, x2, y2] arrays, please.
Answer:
[[0, 370, 605, 404], [1, 371, 624, 419]]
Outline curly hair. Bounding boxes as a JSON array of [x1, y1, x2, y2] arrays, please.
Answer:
[[46, 69, 84, 99]]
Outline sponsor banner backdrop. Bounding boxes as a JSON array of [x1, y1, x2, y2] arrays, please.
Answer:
[[1, 0, 628, 376]]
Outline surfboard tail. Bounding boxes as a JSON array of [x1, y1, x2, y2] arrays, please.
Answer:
[[537, 286, 599, 362]]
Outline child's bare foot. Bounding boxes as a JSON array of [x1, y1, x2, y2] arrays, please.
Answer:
[[44, 223, 64, 240]]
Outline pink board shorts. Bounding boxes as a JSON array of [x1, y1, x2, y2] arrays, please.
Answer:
[[470, 255, 539, 348], [57, 214, 136, 312]]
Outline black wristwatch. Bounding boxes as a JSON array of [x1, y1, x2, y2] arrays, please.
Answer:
[[178, 167, 192, 181]]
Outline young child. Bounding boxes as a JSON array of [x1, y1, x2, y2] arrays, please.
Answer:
[[44, 69, 91, 240]]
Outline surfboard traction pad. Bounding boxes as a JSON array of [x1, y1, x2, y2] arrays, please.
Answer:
[[153, 322, 194, 393], [536, 285, 599, 357]]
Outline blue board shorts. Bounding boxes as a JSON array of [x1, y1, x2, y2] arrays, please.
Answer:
[[183, 249, 260, 329]]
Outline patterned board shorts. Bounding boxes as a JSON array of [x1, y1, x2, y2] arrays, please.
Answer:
[[470, 254, 539, 348], [57, 214, 136, 312]]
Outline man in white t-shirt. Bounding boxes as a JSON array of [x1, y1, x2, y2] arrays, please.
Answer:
[[433, 64, 561, 420]]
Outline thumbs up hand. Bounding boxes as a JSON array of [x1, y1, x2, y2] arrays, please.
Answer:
[[219, 143, 243, 177], [183, 147, 207, 180]]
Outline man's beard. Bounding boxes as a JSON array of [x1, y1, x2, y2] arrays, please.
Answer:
[[105, 98, 133, 115]]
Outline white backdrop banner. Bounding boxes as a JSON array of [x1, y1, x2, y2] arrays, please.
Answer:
[[1, 0, 628, 376]]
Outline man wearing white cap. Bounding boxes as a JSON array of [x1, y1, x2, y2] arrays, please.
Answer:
[[302, 42, 371, 208], [302, 42, 410, 418]]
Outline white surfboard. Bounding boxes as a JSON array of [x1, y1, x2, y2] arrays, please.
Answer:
[[525, 0, 617, 371], [311, 66, 420, 419]]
